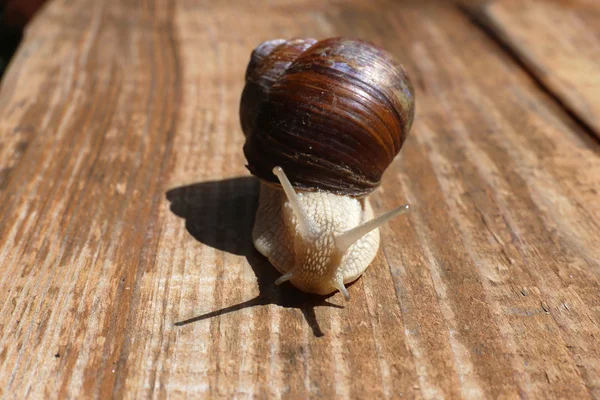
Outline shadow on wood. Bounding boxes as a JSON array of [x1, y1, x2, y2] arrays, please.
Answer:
[[166, 176, 343, 337]]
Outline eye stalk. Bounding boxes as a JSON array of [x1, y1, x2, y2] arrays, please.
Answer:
[[334, 205, 410, 254], [272, 166, 317, 240]]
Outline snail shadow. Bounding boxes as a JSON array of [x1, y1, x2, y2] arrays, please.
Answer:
[[165, 176, 342, 337]]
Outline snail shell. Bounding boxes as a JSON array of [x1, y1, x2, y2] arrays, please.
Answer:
[[240, 38, 415, 298], [242, 37, 414, 197]]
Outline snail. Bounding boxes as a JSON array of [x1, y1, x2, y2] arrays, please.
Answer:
[[240, 38, 415, 299]]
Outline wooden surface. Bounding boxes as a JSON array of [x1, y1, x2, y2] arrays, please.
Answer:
[[474, 0, 600, 139], [1, 0, 600, 398]]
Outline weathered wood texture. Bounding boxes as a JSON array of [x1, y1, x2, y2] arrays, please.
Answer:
[[1, 0, 599, 398], [474, 0, 600, 139]]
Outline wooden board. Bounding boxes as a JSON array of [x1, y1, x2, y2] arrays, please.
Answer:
[[474, 0, 600, 139], [1, 0, 599, 398]]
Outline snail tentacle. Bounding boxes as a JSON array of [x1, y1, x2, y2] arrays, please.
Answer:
[[272, 166, 317, 240], [274, 271, 294, 285], [335, 204, 410, 253], [332, 279, 350, 301]]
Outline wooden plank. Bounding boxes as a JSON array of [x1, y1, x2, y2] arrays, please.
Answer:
[[473, 0, 600, 139], [0, 0, 599, 398]]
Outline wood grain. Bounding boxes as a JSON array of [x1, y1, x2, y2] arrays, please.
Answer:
[[1, 0, 599, 398], [473, 0, 600, 139]]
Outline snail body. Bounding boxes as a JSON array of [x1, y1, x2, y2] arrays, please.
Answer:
[[240, 38, 415, 299]]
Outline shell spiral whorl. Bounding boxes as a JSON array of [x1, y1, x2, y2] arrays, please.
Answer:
[[240, 37, 415, 197]]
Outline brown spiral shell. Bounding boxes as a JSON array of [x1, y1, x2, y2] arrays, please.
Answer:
[[240, 37, 415, 197]]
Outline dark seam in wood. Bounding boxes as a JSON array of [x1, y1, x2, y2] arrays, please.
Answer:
[[459, 3, 600, 148]]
